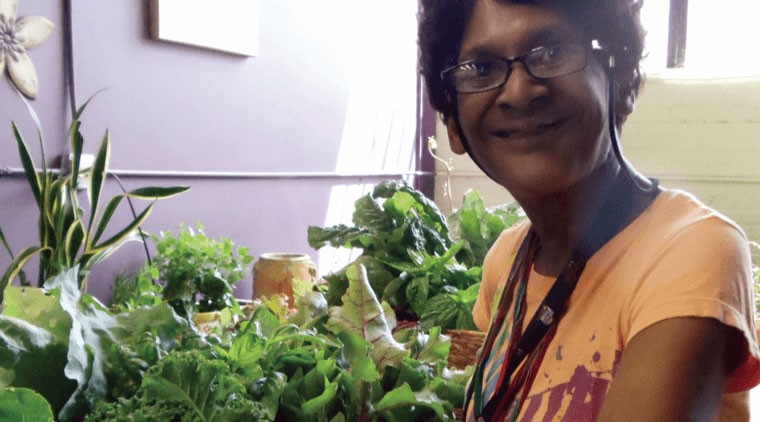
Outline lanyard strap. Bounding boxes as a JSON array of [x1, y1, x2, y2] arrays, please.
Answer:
[[470, 229, 538, 416], [466, 170, 661, 420]]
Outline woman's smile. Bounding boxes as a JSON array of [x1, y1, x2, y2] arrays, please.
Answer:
[[486, 117, 569, 147]]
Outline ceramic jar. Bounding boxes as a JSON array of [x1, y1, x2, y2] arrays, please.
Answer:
[[192, 311, 222, 334], [252, 253, 317, 304]]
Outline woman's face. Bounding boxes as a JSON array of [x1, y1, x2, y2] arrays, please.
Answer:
[[448, 0, 613, 198]]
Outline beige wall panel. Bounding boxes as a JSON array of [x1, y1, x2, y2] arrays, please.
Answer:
[[624, 122, 760, 177]]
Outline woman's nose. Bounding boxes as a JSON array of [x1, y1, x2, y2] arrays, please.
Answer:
[[493, 63, 549, 110]]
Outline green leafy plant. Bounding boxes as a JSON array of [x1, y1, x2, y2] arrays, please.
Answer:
[[308, 181, 522, 331], [139, 223, 254, 317], [235, 263, 469, 421], [0, 93, 188, 298], [326, 264, 410, 371], [308, 181, 476, 324], [85, 349, 270, 421], [413, 189, 522, 330], [447, 189, 521, 266], [0, 267, 190, 420], [1, 257, 472, 421], [419, 283, 481, 331], [0, 387, 54, 421]]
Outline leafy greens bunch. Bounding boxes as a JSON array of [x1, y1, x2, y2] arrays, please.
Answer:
[[0, 267, 190, 421], [0, 261, 472, 421], [308, 181, 521, 331], [121, 223, 254, 318], [447, 189, 522, 267]]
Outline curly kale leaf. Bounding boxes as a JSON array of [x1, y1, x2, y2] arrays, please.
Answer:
[[86, 349, 270, 421]]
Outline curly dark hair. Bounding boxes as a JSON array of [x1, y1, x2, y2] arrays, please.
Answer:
[[418, 0, 646, 120]]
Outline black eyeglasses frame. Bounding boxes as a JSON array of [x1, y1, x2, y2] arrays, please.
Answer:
[[440, 42, 604, 94]]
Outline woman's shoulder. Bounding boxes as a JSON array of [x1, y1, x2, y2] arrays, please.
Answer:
[[640, 188, 748, 242]]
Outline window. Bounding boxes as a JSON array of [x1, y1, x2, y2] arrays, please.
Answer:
[[641, 0, 760, 77]]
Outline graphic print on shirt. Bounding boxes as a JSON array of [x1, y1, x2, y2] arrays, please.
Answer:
[[519, 348, 622, 421]]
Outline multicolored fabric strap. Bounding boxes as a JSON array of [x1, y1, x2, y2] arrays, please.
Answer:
[[467, 229, 539, 419]]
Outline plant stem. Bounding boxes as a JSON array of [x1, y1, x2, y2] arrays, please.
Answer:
[[426, 136, 454, 212]]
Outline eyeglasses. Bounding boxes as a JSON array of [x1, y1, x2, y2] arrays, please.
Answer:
[[441, 43, 592, 94]]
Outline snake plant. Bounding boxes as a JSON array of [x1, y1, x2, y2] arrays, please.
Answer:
[[0, 91, 189, 301]]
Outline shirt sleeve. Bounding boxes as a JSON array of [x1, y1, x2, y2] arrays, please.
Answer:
[[626, 215, 760, 393], [472, 221, 530, 332]]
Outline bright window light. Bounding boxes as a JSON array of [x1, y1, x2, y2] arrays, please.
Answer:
[[318, 2, 419, 276], [641, 1, 760, 77]]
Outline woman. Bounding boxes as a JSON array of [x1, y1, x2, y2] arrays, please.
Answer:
[[418, 0, 760, 420]]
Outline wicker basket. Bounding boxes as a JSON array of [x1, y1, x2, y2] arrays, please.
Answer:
[[446, 329, 486, 369]]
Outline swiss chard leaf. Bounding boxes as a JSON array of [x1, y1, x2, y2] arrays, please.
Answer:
[[326, 264, 409, 372]]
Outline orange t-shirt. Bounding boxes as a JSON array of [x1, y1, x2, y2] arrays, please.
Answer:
[[467, 189, 760, 421]]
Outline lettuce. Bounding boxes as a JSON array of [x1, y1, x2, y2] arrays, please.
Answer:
[[0, 387, 54, 421], [1, 267, 188, 420], [1, 232, 476, 421]]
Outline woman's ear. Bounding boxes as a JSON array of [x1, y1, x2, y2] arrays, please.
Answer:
[[615, 75, 637, 118], [614, 90, 635, 129], [444, 116, 467, 155], [616, 90, 635, 117]]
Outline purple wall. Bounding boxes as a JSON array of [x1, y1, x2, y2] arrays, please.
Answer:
[[0, 1, 431, 302]]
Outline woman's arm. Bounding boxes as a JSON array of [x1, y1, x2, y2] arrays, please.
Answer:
[[598, 317, 729, 421]]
